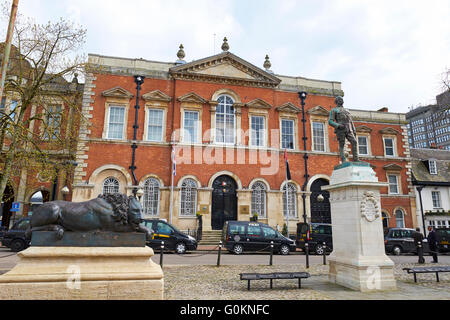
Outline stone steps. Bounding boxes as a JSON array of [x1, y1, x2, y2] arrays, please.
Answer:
[[198, 230, 223, 245]]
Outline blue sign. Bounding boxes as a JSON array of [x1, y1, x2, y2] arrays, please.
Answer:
[[10, 202, 20, 212]]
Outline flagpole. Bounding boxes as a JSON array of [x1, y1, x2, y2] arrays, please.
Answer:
[[169, 145, 175, 224]]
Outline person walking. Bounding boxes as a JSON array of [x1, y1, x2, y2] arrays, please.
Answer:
[[427, 226, 439, 263], [412, 228, 425, 264]]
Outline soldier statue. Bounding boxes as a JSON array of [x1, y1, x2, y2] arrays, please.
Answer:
[[328, 96, 359, 162]]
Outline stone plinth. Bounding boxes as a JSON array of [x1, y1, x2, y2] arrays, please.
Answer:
[[0, 246, 164, 300], [322, 163, 397, 292]]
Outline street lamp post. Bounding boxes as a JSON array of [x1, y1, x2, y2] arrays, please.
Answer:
[[416, 186, 427, 238], [298, 91, 309, 224], [298, 91, 310, 267], [130, 75, 145, 197]]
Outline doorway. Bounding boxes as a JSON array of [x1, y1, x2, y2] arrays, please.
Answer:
[[211, 175, 237, 230], [310, 178, 331, 224]]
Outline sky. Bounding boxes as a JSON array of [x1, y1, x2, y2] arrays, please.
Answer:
[[2, 0, 449, 113]]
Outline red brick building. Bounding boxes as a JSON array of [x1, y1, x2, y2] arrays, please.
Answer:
[[72, 40, 416, 234]]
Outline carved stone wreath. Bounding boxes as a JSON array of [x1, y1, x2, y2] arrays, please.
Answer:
[[360, 191, 381, 222]]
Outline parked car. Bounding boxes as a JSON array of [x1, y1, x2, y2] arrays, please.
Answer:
[[222, 221, 296, 255], [296, 222, 333, 255], [1, 217, 31, 252], [436, 228, 450, 253], [140, 219, 197, 254], [384, 228, 430, 255]]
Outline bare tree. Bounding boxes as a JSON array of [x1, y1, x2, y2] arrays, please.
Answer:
[[0, 2, 86, 211]]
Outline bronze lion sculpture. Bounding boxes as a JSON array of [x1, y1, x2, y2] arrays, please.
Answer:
[[25, 193, 153, 240]]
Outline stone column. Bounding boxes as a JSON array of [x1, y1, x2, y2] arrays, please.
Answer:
[[322, 163, 397, 292]]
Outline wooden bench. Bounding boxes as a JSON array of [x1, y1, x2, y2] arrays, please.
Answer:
[[240, 272, 310, 291], [403, 266, 450, 283]]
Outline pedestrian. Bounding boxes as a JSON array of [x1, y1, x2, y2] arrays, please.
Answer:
[[412, 228, 425, 264], [427, 226, 439, 263]]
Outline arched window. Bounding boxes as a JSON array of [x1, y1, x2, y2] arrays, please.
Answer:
[[251, 182, 267, 218], [143, 178, 160, 216], [180, 178, 197, 216], [395, 209, 405, 228], [215, 95, 235, 144], [103, 177, 119, 194], [382, 212, 389, 229], [282, 183, 297, 218]]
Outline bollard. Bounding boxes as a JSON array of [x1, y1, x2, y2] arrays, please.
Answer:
[[160, 241, 164, 268], [217, 241, 222, 266], [417, 241, 424, 264], [269, 241, 274, 266], [305, 242, 310, 269], [322, 241, 327, 265]]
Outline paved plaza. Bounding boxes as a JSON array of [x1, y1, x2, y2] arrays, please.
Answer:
[[1, 247, 449, 300]]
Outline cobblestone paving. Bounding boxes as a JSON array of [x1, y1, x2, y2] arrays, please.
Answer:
[[164, 263, 450, 300]]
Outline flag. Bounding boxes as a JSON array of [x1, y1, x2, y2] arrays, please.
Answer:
[[172, 146, 176, 176], [284, 149, 291, 181]]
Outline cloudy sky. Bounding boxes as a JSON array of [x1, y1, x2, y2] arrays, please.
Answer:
[[3, 0, 449, 113]]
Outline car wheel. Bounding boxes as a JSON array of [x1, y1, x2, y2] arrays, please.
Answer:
[[315, 244, 325, 255], [10, 239, 26, 252], [279, 244, 290, 255], [392, 246, 402, 256], [233, 244, 244, 255], [175, 242, 186, 254]]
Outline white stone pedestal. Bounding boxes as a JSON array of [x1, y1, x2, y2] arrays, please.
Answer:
[[0, 246, 164, 300], [322, 163, 397, 292]]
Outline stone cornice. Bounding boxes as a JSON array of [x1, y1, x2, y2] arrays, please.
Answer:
[[177, 92, 207, 104], [245, 98, 272, 109], [142, 90, 172, 102], [169, 51, 281, 88], [307, 105, 330, 117], [102, 86, 134, 99], [276, 102, 301, 114]]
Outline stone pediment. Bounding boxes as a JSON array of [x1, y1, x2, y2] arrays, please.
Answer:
[[383, 163, 403, 171], [177, 92, 207, 104], [245, 98, 272, 109], [379, 127, 399, 135], [102, 87, 134, 99], [276, 102, 300, 114], [142, 90, 171, 102], [307, 105, 329, 117], [169, 51, 281, 88], [355, 125, 373, 133]]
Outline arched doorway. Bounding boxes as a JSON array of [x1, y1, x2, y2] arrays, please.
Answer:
[[1, 183, 15, 229], [211, 175, 238, 230], [310, 178, 331, 224]]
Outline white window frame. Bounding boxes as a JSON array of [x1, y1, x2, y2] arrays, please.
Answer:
[[281, 119, 295, 150], [102, 177, 120, 195], [250, 115, 266, 147], [142, 178, 160, 217], [431, 191, 442, 209], [251, 181, 267, 218], [312, 121, 326, 152], [429, 160, 437, 175], [388, 174, 399, 195], [215, 94, 235, 145], [395, 209, 405, 228], [146, 108, 165, 142], [182, 110, 200, 144], [180, 178, 198, 217], [383, 136, 396, 157], [106, 105, 126, 140], [357, 135, 369, 156], [282, 182, 297, 218]]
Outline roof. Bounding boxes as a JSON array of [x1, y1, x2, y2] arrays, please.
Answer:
[[410, 148, 450, 185]]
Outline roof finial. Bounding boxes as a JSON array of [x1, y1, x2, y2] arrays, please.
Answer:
[[221, 37, 229, 52], [263, 54, 273, 73], [176, 44, 186, 64]]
